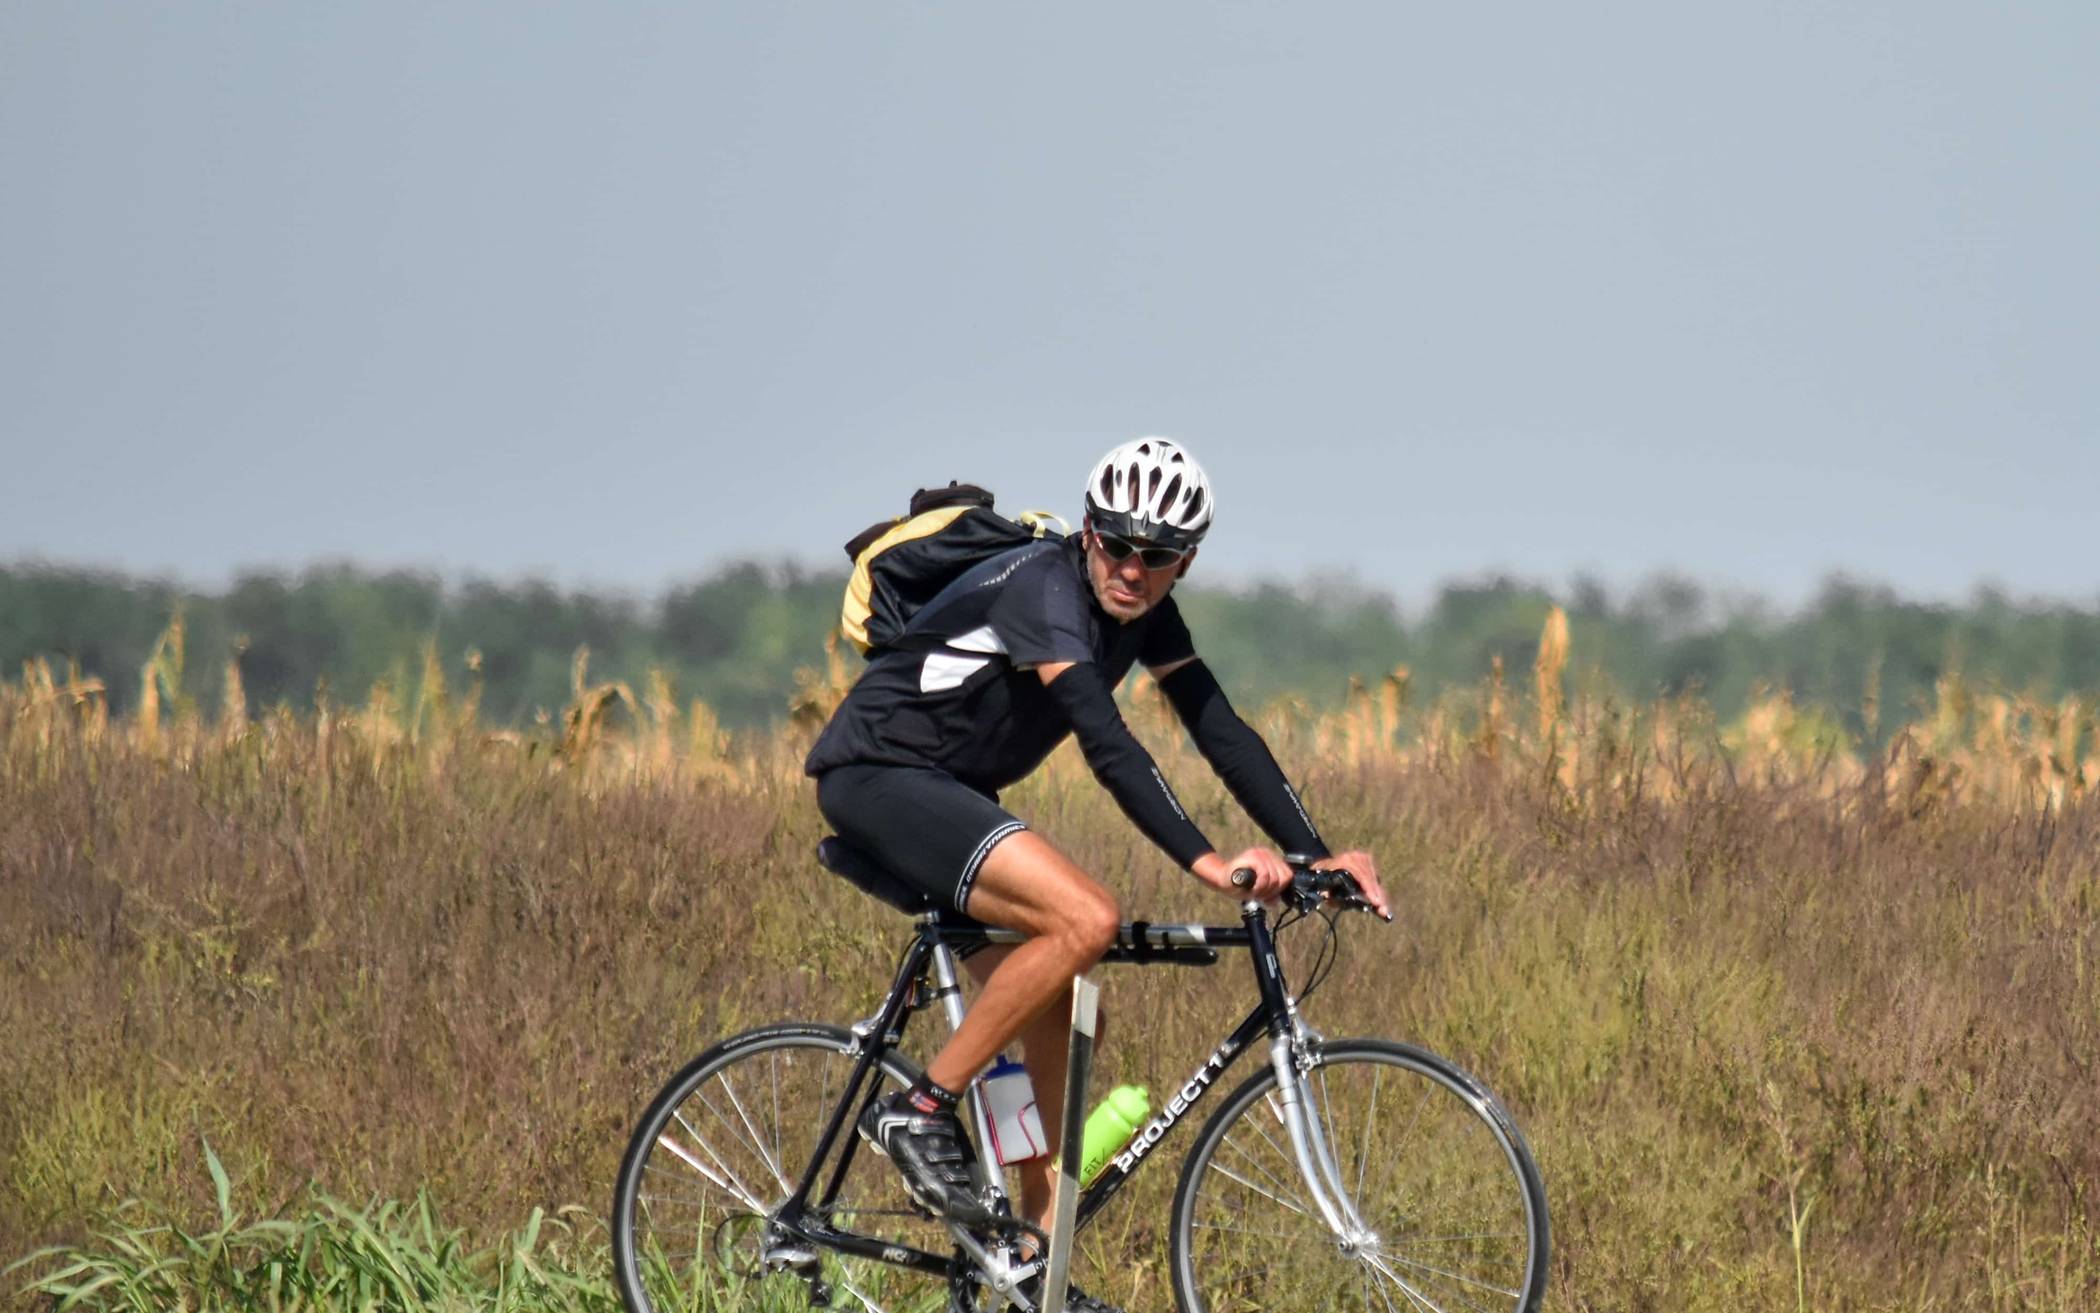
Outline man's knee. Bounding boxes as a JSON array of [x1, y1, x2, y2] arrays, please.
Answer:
[[1030, 876, 1118, 961], [1066, 885, 1120, 958]]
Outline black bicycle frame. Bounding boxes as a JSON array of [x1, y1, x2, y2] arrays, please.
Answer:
[[771, 900, 1297, 1274]]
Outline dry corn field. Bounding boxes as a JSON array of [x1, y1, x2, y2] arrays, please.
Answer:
[[3, 612, 2097, 1311]]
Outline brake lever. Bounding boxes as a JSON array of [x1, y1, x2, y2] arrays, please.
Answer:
[[1304, 867, 1394, 923]]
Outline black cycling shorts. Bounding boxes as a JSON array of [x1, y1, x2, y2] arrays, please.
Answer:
[[815, 764, 1028, 913]]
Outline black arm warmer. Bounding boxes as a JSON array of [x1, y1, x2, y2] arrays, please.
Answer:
[[1045, 664, 1216, 870], [1157, 660, 1330, 860]]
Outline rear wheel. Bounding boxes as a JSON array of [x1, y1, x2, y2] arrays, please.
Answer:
[[612, 1023, 960, 1313], [1169, 1039, 1548, 1313]]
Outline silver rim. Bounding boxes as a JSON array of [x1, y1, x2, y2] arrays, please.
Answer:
[[1173, 1043, 1547, 1313], [617, 1030, 957, 1313]]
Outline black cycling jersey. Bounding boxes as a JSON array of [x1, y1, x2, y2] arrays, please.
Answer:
[[807, 537, 1203, 829], [806, 534, 1325, 873], [805, 538, 1188, 783]]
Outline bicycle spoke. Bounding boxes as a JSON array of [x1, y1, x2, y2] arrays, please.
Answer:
[[667, 1109, 768, 1210], [690, 1082, 783, 1195], [1391, 1082, 1434, 1164], [1363, 1253, 1458, 1313], [1356, 1062, 1381, 1201], [1362, 1265, 1405, 1313], [1191, 1217, 1312, 1240], [1378, 1250, 1523, 1302], [1228, 1094, 1315, 1196], [1216, 1127, 1314, 1212], [1203, 1162, 1318, 1221], [771, 1049, 785, 1182], [655, 1123, 764, 1210], [637, 1186, 745, 1210], [715, 1069, 792, 1194], [1375, 1246, 1516, 1313]]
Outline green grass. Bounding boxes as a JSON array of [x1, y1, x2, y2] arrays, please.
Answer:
[[10, 1142, 616, 1311]]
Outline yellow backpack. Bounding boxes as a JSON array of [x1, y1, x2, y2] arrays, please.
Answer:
[[840, 483, 1066, 655]]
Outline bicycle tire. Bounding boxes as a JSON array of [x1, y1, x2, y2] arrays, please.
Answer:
[[1169, 1038, 1549, 1313], [612, 1022, 959, 1313]]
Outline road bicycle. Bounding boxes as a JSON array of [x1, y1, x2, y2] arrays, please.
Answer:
[[612, 838, 1549, 1313]]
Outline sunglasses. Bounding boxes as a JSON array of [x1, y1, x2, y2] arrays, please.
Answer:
[[1091, 529, 1189, 570]]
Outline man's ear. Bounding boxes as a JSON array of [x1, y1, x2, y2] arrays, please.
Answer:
[[1175, 547, 1198, 580]]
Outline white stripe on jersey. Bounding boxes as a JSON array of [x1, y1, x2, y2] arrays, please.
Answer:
[[919, 625, 1008, 693]]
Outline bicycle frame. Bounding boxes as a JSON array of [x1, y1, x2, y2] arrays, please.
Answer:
[[766, 895, 1373, 1285]]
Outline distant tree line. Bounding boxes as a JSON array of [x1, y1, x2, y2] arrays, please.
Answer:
[[5, 560, 2099, 737]]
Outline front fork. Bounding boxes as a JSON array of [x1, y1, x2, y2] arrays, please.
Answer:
[[1268, 1027, 1377, 1249]]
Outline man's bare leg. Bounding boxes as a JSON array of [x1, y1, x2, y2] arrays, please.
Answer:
[[963, 952, 1110, 1233], [921, 831, 1117, 1230]]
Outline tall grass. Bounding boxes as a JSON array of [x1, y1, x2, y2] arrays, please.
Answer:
[[3, 613, 2097, 1310]]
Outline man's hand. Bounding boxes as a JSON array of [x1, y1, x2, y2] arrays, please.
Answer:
[[1314, 850, 1392, 920], [1192, 847, 1292, 901]]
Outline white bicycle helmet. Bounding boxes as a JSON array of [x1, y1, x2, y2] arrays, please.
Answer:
[[1083, 437, 1215, 550]]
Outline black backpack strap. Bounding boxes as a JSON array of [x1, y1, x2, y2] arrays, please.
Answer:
[[909, 482, 995, 516], [843, 518, 901, 562]]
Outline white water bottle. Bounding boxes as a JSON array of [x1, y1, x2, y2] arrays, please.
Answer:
[[978, 1056, 1048, 1165]]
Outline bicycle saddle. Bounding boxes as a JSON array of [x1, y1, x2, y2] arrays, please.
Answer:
[[817, 836, 988, 929]]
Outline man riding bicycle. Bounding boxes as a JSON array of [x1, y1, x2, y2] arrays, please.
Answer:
[[804, 437, 1390, 1308]]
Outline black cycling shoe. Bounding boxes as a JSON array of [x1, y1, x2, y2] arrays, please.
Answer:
[[856, 1089, 996, 1228]]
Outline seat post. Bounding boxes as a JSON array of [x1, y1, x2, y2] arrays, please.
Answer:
[[924, 925, 973, 1034], [925, 926, 1007, 1206]]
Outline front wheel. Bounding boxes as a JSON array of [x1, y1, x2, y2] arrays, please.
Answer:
[[1169, 1039, 1549, 1313]]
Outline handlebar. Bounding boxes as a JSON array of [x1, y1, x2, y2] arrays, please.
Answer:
[[1230, 863, 1389, 920]]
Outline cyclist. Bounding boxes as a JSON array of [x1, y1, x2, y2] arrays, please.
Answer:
[[805, 437, 1389, 1302]]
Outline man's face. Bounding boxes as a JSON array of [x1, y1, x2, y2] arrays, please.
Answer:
[[1084, 527, 1194, 622]]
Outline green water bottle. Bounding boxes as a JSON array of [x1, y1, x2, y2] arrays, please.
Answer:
[[1078, 1085, 1151, 1184]]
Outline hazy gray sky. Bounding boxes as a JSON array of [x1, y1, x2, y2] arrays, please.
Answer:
[[3, 4, 2093, 607]]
